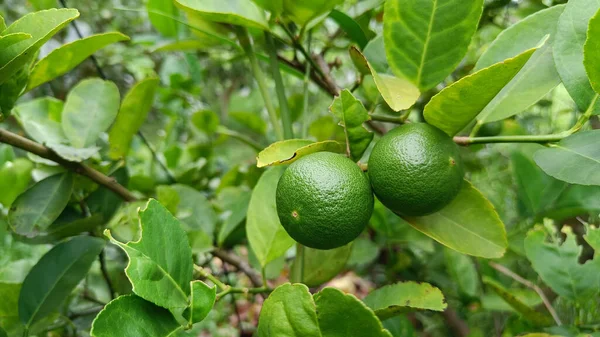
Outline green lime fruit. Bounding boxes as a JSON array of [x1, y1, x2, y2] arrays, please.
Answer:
[[276, 152, 374, 250], [368, 123, 464, 216], [476, 121, 503, 137]]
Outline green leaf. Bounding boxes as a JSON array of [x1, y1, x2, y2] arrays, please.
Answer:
[[329, 9, 369, 49], [404, 180, 507, 258], [0, 15, 6, 31], [329, 89, 374, 161], [584, 9, 600, 95], [524, 225, 600, 302], [105, 199, 193, 309], [167, 184, 218, 236], [554, 0, 600, 112], [283, 0, 343, 27], [8, 173, 74, 236], [363, 281, 447, 320], [217, 187, 251, 246], [27, 32, 129, 91], [257, 139, 344, 168], [14, 213, 104, 245], [247, 166, 295, 267], [45, 143, 99, 162], [90, 295, 181, 337], [62, 78, 121, 148], [533, 130, 600, 186], [18, 235, 105, 328], [0, 8, 79, 84], [0, 159, 33, 207], [257, 283, 321, 337], [109, 78, 159, 159], [147, 0, 179, 37], [475, 5, 565, 70], [362, 35, 388, 73], [444, 248, 479, 298], [424, 46, 537, 136], [0, 282, 21, 326], [253, 0, 283, 16], [314, 287, 392, 337], [0, 33, 32, 50], [185, 280, 216, 325], [14, 97, 67, 144], [175, 0, 268, 30], [481, 288, 543, 313], [191, 109, 220, 135], [291, 244, 352, 287], [383, 0, 483, 90]]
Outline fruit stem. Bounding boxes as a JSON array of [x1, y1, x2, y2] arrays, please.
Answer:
[[265, 31, 294, 140], [369, 113, 407, 124], [297, 243, 306, 282]]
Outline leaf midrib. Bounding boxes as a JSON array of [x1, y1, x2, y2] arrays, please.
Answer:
[[416, 0, 438, 87]]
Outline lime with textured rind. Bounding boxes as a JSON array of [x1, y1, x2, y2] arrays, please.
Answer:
[[368, 123, 464, 216], [276, 152, 374, 250]]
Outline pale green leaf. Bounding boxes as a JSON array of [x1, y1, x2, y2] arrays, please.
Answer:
[[533, 130, 600, 186], [62, 78, 120, 148], [18, 236, 105, 327], [363, 281, 447, 320], [14, 97, 67, 144], [27, 32, 129, 91], [8, 173, 74, 236], [0, 33, 32, 51], [147, 0, 179, 37], [90, 295, 181, 337], [361, 35, 388, 73], [217, 187, 251, 246], [481, 288, 543, 313], [283, 0, 343, 26], [404, 180, 507, 258], [105, 199, 193, 309], [0, 159, 33, 207], [257, 283, 321, 337], [185, 281, 216, 325], [253, 0, 283, 16], [247, 166, 295, 267], [0, 282, 21, 320], [0, 15, 6, 31], [257, 139, 344, 168], [424, 46, 536, 136], [0, 8, 79, 84], [109, 78, 159, 159], [584, 8, 600, 95], [314, 287, 392, 337], [166, 184, 217, 236], [444, 248, 479, 298], [291, 244, 352, 287], [329, 89, 374, 160], [383, 0, 483, 90], [175, 0, 268, 30], [554, 0, 600, 112], [46, 143, 99, 162]]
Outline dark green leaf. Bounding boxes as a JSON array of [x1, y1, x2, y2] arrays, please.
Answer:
[[329, 89, 374, 161], [217, 187, 251, 246], [363, 282, 447, 320], [329, 9, 369, 49], [444, 248, 479, 298], [13, 213, 104, 245]]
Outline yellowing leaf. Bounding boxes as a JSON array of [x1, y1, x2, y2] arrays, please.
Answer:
[[256, 139, 344, 168]]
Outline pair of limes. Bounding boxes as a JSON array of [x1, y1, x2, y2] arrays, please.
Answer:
[[276, 123, 465, 250]]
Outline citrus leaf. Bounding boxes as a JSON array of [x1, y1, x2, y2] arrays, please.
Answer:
[[424, 46, 537, 136], [257, 139, 344, 168], [361, 35, 388, 73], [291, 244, 352, 287], [105, 199, 193, 309], [0, 159, 33, 208], [18, 236, 105, 328], [329, 89, 374, 161], [45, 143, 99, 162], [162, 184, 218, 236], [584, 8, 600, 95], [0, 8, 79, 84], [383, 0, 483, 91], [217, 187, 251, 246], [8, 173, 74, 236], [62, 78, 120, 148], [14, 97, 67, 145], [253, 0, 283, 16], [283, 0, 343, 27], [108, 78, 159, 159], [363, 281, 447, 320], [257, 283, 321, 337], [0, 33, 32, 50], [90, 295, 181, 337], [175, 0, 268, 30], [13, 213, 104, 245], [247, 166, 295, 267], [147, 0, 179, 37], [27, 32, 129, 91], [404, 180, 507, 258], [185, 281, 216, 325], [314, 287, 392, 337], [524, 225, 600, 302], [533, 130, 600, 186], [329, 9, 369, 49], [0, 14, 6, 31], [444, 248, 479, 298]]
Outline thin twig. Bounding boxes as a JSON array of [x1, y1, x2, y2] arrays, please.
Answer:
[[99, 249, 116, 299], [489, 262, 562, 326], [212, 248, 263, 287], [137, 130, 176, 183]]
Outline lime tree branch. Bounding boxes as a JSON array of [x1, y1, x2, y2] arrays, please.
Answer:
[[0, 128, 137, 202], [453, 133, 568, 146], [211, 248, 263, 287], [194, 264, 271, 301]]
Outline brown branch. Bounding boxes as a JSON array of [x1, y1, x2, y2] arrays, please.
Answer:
[[0, 128, 137, 202], [443, 308, 470, 337], [212, 248, 263, 287], [278, 55, 338, 96]]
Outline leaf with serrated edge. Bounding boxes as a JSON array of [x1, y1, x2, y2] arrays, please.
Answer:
[[363, 281, 446, 320], [257, 139, 344, 168], [104, 199, 193, 309]]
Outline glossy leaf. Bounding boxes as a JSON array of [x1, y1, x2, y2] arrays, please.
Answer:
[[14, 97, 67, 144], [62, 78, 120, 148], [253, 0, 283, 16], [330, 89, 374, 161], [147, 0, 178, 37], [424, 46, 536, 136], [329, 9, 369, 49], [257, 283, 321, 337], [524, 225, 600, 302], [14, 213, 104, 245], [314, 287, 392, 337], [8, 173, 74, 236], [90, 295, 181, 337], [175, 0, 268, 30], [0, 159, 33, 207], [0, 8, 79, 84], [0, 33, 32, 50], [283, 0, 343, 27], [257, 139, 344, 168], [109, 78, 159, 159], [404, 180, 507, 258], [185, 281, 216, 325], [105, 199, 193, 309], [27, 32, 129, 91], [383, 0, 483, 90], [247, 167, 295, 267], [554, 0, 600, 112], [291, 244, 352, 287], [0, 15, 6, 31], [584, 8, 600, 94], [444, 248, 479, 298], [363, 281, 447, 320], [534, 130, 600, 186], [18, 236, 105, 328], [361, 35, 388, 73]]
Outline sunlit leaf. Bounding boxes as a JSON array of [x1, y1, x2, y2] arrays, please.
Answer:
[[329, 89, 373, 161], [257, 139, 344, 168], [584, 8, 600, 95], [363, 281, 446, 320], [175, 0, 268, 30]]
